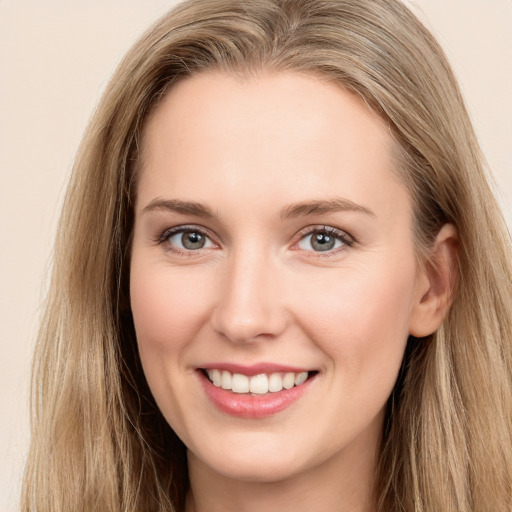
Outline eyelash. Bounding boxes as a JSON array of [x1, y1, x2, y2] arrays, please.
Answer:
[[155, 225, 216, 255], [155, 225, 355, 256], [295, 225, 355, 255]]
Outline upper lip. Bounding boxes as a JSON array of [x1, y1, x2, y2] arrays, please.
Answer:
[[199, 362, 312, 376]]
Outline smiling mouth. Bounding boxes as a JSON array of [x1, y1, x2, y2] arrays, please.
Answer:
[[203, 369, 316, 395]]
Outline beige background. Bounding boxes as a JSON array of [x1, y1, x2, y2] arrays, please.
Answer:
[[1, 1, 511, 509]]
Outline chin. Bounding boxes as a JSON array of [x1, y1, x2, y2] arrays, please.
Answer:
[[187, 431, 310, 483]]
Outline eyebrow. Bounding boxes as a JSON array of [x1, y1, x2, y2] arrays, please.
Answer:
[[279, 198, 375, 220], [141, 196, 375, 219], [141, 198, 214, 217]]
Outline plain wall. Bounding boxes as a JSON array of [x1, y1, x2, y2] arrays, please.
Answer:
[[1, 1, 511, 509]]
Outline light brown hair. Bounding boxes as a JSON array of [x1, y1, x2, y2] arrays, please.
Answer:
[[23, 1, 512, 511]]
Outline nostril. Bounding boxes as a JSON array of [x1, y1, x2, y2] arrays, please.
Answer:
[[209, 269, 289, 343], [211, 307, 290, 345]]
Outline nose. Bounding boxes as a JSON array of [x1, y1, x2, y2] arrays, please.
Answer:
[[210, 248, 289, 344]]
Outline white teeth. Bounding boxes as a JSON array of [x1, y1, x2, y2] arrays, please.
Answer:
[[231, 373, 249, 393], [268, 373, 283, 392], [295, 371, 308, 385], [282, 372, 295, 390], [207, 369, 222, 387], [249, 374, 269, 394], [205, 369, 311, 394], [221, 370, 232, 390]]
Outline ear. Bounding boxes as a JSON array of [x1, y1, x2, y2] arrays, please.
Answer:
[[409, 224, 459, 337]]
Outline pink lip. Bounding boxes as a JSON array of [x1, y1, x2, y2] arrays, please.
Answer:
[[198, 369, 316, 419], [201, 362, 310, 376]]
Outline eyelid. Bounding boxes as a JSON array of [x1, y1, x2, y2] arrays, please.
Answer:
[[153, 223, 354, 256], [292, 225, 355, 253], [155, 224, 219, 252]]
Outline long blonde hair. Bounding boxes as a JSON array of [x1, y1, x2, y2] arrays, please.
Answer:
[[22, 1, 512, 511]]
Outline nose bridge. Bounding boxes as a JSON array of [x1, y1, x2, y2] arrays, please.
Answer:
[[211, 243, 286, 343]]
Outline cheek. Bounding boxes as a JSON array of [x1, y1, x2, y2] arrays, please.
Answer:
[[129, 259, 216, 430], [129, 258, 220, 407], [130, 260, 211, 348], [291, 258, 417, 384]]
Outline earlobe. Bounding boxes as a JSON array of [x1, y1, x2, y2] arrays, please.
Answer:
[[409, 224, 459, 337]]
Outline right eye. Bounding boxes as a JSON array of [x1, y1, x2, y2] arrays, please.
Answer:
[[159, 227, 216, 252]]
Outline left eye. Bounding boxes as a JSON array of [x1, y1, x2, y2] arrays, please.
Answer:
[[166, 229, 215, 251], [297, 229, 348, 252]]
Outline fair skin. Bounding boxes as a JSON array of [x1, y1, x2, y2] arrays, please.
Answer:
[[130, 71, 456, 512]]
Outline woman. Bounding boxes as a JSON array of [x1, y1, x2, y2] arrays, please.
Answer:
[[22, 0, 512, 511]]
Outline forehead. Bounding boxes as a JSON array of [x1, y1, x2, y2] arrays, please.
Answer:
[[137, 71, 409, 221]]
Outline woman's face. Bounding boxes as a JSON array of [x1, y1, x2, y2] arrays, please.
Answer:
[[130, 71, 429, 484]]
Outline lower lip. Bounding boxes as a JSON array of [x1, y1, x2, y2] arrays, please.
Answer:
[[199, 371, 315, 418]]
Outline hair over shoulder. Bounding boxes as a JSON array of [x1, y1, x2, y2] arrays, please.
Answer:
[[22, 1, 512, 511]]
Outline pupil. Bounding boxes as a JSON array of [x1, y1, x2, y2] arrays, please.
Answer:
[[312, 232, 335, 251], [182, 231, 205, 249]]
